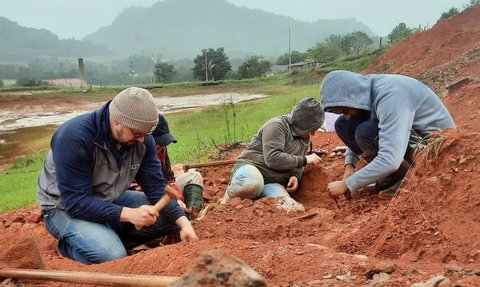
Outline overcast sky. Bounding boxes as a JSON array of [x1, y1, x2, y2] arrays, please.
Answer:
[[1, 0, 471, 39]]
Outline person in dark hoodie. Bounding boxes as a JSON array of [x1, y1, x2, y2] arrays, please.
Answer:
[[220, 98, 325, 205], [37, 87, 198, 265], [319, 70, 455, 198]]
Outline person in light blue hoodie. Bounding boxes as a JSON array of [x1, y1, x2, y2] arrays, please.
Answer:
[[320, 70, 455, 198]]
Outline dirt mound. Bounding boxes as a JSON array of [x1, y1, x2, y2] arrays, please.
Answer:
[[337, 129, 480, 263], [364, 5, 480, 94]]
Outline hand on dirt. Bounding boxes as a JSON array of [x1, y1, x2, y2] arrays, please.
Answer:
[[327, 180, 349, 197], [176, 216, 199, 242], [286, 176, 299, 192], [305, 153, 322, 165]]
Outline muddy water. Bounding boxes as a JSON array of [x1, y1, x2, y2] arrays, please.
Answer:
[[0, 93, 268, 167]]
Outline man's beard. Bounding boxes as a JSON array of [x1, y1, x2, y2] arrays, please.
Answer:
[[125, 140, 139, 147]]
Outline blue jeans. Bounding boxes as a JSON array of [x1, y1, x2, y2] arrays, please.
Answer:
[[225, 164, 289, 200], [43, 190, 179, 264], [334, 115, 417, 163]]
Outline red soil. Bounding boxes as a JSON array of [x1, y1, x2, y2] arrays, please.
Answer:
[[2, 6, 480, 287]]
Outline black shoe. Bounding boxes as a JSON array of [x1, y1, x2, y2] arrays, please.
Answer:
[[378, 180, 402, 197], [375, 176, 400, 191]]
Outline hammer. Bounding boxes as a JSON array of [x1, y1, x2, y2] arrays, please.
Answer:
[[135, 182, 189, 229]]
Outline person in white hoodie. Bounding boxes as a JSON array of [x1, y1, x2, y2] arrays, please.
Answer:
[[320, 70, 455, 197]]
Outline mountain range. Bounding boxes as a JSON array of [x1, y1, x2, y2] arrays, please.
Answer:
[[0, 17, 108, 63], [1, 0, 373, 62]]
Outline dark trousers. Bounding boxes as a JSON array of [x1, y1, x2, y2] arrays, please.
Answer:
[[334, 115, 415, 163]]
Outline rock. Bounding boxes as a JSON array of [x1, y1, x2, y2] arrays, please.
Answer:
[[0, 236, 45, 269], [410, 275, 447, 287], [170, 249, 266, 287], [274, 197, 305, 213], [366, 263, 396, 279], [227, 197, 242, 207], [27, 210, 42, 223]]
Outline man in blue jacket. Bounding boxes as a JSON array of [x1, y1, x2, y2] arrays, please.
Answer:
[[37, 87, 198, 264], [320, 70, 455, 198]]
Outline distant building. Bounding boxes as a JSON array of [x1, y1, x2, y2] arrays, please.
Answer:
[[273, 61, 325, 73], [289, 61, 325, 70], [46, 78, 87, 87]]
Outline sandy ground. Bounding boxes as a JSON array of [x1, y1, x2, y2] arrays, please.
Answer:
[[1, 5, 480, 287]]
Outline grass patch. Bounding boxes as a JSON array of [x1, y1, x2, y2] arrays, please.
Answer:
[[0, 153, 44, 212], [316, 48, 387, 73]]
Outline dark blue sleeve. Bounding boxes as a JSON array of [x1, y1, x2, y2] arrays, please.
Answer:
[[135, 136, 185, 222], [52, 123, 122, 224]]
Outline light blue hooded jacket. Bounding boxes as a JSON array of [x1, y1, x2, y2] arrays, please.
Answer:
[[320, 70, 455, 192]]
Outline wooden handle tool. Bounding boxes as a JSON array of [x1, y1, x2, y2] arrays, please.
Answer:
[[135, 194, 171, 230], [0, 268, 177, 286]]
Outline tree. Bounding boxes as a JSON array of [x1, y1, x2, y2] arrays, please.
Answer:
[[154, 62, 176, 83], [192, 48, 231, 81], [237, 56, 271, 79], [307, 42, 343, 62], [341, 31, 373, 55], [440, 7, 459, 20], [16, 78, 48, 87], [325, 34, 343, 48], [276, 51, 306, 65], [388, 23, 415, 44], [0, 79, 4, 88], [467, 0, 480, 7]]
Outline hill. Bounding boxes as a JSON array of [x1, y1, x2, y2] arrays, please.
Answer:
[[84, 0, 373, 59], [0, 17, 110, 63]]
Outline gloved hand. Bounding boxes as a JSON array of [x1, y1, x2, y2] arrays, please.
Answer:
[[169, 182, 185, 202]]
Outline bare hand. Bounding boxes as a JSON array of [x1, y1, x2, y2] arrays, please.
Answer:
[[176, 216, 199, 242], [120, 205, 159, 228], [305, 153, 322, 165], [164, 184, 181, 200], [327, 180, 349, 197], [286, 176, 299, 193]]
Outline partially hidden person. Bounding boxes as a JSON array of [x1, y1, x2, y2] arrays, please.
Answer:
[[220, 98, 325, 205], [131, 113, 204, 220], [320, 70, 456, 198], [37, 87, 198, 264]]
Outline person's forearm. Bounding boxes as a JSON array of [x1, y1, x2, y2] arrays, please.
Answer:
[[175, 215, 190, 229], [119, 207, 134, 223]]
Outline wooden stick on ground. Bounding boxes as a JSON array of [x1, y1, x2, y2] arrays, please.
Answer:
[[0, 268, 178, 287]]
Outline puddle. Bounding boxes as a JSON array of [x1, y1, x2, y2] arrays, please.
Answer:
[[0, 93, 268, 132], [0, 93, 269, 166]]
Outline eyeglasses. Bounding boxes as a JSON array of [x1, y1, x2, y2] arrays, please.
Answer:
[[126, 126, 152, 139]]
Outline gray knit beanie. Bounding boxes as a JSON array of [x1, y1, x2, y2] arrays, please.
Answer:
[[289, 98, 325, 136], [109, 87, 159, 133]]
